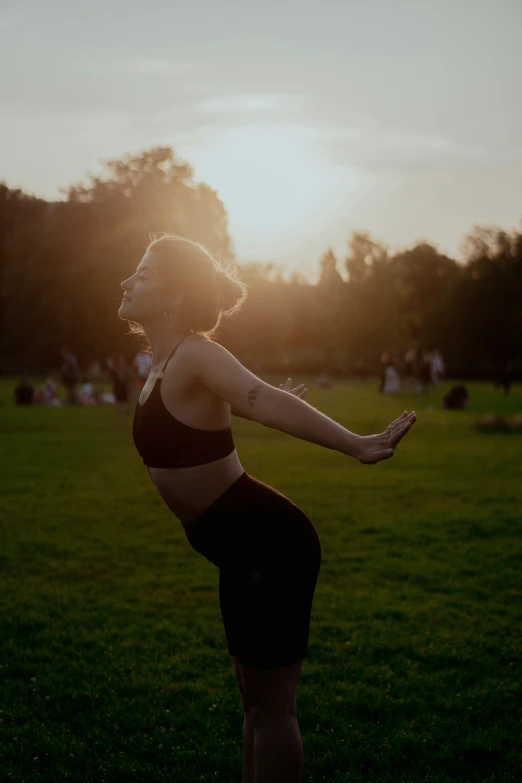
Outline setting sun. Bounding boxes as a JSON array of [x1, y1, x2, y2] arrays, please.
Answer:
[[180, 124, 363, 256]]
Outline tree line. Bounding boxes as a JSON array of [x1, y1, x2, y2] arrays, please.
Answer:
[[1, 146, 521, 378]]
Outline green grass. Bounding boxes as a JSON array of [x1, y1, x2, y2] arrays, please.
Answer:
[[0, 378, 521, 783]]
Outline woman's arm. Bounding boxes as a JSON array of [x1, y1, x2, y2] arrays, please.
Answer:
[[230, 377, 307, 419], [189, 340, 415, 462], [258, 390, 415, 462]]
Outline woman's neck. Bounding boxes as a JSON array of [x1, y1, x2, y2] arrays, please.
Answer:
[[141, 320, 191, 374]]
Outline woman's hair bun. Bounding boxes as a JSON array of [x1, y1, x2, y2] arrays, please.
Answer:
[[215, 263, 248, 315]]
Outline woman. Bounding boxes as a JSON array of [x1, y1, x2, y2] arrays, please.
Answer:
[[106, 353, 132, 415], [119, 234, 416, 783]]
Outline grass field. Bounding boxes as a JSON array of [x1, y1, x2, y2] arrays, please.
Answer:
[[1, 377, 521, 783]]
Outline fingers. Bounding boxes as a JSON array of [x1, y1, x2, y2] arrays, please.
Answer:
[[279, 378, 308, 398], [389, 416, 415, 447], [361, 411, 417, 464], [389, 410, 412, 429], [388, 411, 416, 434]]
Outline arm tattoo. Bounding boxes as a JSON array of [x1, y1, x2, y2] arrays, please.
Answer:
[[248, 384, 263, 408]]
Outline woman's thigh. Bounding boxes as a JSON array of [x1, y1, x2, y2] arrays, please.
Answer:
[[182, 473, 322, 668], [219, 540, 320, 668]]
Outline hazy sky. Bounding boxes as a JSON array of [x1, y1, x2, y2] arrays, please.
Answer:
[[1, 0, 521, 280]]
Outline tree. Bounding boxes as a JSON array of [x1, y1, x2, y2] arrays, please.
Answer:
[[316, 248, 348, 362], [0, 148, 236, 370], [66, 146, 233, 261], [344, 231, 388, 283]]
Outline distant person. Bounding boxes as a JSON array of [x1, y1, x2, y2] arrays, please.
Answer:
[[60, 347, 79, 405], [14, 377, 34, 405], [379, 352, 401, 394], [133, 349, 152, 389], [35, 377, 61, 407], [378, 351, 389, 393], [442, 385, 469, 410], [316, 373, 332, 388], [404, 348, 417, 390], [500, 358, 515, 395], [384, 363, 401, 393], [417, 350, 434, 394], [106, 354, 132, 415], [78, 377, 96, 406], [133, 348, 152, 407], [430, 349, 445, 386], [118, 234, 417, 781]]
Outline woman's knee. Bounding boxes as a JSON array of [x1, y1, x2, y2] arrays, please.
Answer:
[[249, 703, 297, 731], [232, 655, 250, 713], [240, 660, 302, 719]]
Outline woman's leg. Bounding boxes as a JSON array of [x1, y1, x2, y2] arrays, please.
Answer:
[[233, 655, 304, 783], [242, 660, 304, 783], [233, 656, 254, 783], [184, 474, 320, 782]]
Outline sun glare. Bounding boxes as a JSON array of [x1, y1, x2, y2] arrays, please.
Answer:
[[179, 124, 362, 256]]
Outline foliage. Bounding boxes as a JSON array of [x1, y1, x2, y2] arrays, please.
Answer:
[[1, 152, 521, 376]]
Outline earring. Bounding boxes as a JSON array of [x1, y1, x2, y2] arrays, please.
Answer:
[[163, 310, 172, 322]]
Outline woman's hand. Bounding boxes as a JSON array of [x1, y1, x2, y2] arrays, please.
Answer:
[[355, 411, 417, 464], [279, 377, 308, 399]]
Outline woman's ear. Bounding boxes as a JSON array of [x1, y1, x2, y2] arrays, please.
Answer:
[[165, 292, 185, 310]]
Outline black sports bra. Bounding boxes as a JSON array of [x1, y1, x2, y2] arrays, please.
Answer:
[[132, 335, 235, 468]]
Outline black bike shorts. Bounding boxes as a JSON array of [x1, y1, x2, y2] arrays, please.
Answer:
[[182, 471, 322, 669]]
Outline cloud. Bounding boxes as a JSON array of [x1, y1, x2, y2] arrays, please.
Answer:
[[0, 54, 209, 116], [89, 57, 197, 76], [197, 94, 301, 113], [314, 125, 505, 174]]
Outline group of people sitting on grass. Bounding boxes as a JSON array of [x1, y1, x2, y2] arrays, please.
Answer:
[[14, 376, 116, 407], [13, 346, 153, 411]]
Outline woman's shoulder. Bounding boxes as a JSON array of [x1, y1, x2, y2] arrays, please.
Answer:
[[163, 333, 211, 381], [182, 333, 214, 355]]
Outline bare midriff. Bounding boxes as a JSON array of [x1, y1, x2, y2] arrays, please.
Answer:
[[137, 335, 245, 526], [146, 450, 245, 526]]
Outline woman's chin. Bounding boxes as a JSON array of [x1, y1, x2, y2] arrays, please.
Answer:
[[118, 303, 135, 321]]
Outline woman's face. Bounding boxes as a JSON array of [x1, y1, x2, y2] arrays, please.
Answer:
[[119, 250, 172, 323]]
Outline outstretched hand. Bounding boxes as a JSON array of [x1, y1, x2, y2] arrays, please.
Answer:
[[356, 411, 417, 464], [279, 377, 308, 399]]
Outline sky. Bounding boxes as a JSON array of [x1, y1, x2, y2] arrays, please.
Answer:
[[1, 0, 521, 281]]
